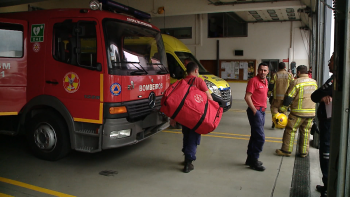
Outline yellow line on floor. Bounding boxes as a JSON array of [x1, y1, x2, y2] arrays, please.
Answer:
[[162, 130, 281, 143], [0, 177, 75, 197], [163, 130, 282, 140], [210, 131, 282, 140], [0, 193, 14, 197]]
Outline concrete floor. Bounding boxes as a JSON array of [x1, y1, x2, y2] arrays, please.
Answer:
[[0, 100, 324, 197]]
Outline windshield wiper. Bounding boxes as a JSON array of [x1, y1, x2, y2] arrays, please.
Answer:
[[114, 61, 147, 75], [129, 62, 148, 75], [147, 63, 169, 74]]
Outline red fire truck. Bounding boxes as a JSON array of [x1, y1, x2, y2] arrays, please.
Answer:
[[0, 0, 170, 160]]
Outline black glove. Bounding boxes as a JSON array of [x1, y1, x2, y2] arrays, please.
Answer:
[[269, 96, 273, 104]]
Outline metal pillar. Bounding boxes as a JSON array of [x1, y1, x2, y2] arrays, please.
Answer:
[[328, 0, 350, 196]]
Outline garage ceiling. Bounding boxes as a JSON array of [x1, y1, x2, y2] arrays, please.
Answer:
[[0, 0, 309, 24], [236, 8, 301, 22], [0, 0, 47, 7], [207, 0, 305, 22]]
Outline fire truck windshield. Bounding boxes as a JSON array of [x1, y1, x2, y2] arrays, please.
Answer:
[[104, 19, 168, 75]]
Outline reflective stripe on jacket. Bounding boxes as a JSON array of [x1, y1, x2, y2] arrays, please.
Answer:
[[282, 74, 318, 117], [268, 70, 294, 99]]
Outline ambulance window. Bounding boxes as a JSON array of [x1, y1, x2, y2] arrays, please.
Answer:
[[166, 53, 183, 79], [53, 21, 97, 67], [0, 23, 23, 58]]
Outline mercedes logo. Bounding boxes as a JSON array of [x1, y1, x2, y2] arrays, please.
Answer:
[[148, 92, 156, 109]]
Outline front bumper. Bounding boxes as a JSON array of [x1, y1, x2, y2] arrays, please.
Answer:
[[212, 93, 232, 112], [102, 111, 169, 149]]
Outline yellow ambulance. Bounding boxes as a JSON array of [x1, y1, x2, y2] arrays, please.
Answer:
[[162, 34, 232, 112]]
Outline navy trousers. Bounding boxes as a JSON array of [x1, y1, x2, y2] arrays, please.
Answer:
[[246, 107, 266, 159], [319, 119, 331, 189], [182, 125, 201, 161]]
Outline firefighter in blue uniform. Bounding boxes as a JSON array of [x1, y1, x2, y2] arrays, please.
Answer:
[[170, 62, 213, 173], [311, 53, 334, 197]]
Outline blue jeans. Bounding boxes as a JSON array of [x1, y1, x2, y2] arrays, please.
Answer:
[[182, 125, 201, 161], [246, 107, 265, 159]]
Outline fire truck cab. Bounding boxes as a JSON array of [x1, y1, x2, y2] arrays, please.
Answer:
[[0, 0, 170, 161]]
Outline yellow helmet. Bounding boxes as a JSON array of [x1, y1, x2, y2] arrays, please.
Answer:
[[273, 113, 288, 129]]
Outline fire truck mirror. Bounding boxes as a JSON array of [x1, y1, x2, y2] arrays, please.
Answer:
[[95, 63, 102, 71], [73, 26, 85, 36]]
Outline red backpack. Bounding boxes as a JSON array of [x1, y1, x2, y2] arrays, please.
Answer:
[[160, 78, 223, 134]]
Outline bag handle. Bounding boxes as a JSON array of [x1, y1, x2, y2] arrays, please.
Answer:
[[164, 81, 181, 106], [171, 77, 196, 119]]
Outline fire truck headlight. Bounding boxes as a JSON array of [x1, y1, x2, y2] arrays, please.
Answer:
[[110, 129, 131, 139], [89, 0, 101, 10]]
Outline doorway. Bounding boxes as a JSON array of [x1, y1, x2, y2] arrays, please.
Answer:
[[261, 59, 279, 82]]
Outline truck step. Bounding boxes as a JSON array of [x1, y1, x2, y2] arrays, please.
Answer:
[[75, 129, 99, 137], [76, 146, 100, 153], [0, 130, 17, 136]]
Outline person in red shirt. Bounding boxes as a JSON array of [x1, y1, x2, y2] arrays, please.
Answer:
[[170, 62, 213, 173], [244, 62, 269, 171], [308, 67, 313, 78]]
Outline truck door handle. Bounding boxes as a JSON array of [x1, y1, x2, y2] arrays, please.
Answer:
[[46, 80, 58, 85]]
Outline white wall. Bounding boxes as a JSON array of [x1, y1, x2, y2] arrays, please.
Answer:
[[152, 15, 310, 100], [152, 14, 309, 67]]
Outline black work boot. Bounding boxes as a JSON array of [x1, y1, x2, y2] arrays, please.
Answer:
[[316, 185, 326, 193], [245, 156, 263, 166], [249, 158, 265, 171], [271, 122, 275, 129], [183, 160, 194, 173]]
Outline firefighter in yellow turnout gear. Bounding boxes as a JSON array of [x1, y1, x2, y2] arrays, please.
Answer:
[[268, 62, 294, 128], [275, 65, 317, 157]]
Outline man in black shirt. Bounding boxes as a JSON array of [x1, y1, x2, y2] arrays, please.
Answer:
[[311, 53, 334, 197]]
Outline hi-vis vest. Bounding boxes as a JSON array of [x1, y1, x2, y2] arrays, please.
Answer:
[[281, 74, 318, 117], [269, 70, 294, 100]]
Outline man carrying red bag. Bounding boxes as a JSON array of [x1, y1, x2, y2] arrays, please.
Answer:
[[170, 62, 213, 173]]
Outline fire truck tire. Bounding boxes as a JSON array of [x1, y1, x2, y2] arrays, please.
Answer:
[[27, 111, 71, 161]]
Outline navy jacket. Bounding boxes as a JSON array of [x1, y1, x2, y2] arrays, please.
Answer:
[[311, 75, 333, 120]]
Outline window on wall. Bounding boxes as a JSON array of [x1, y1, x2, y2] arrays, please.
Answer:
[[0, 23, 23, 57], [208, 12, 247, 38], [161, 27, 192, 39]]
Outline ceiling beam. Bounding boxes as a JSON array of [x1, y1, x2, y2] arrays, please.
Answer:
[[0, 0, 49, 8]]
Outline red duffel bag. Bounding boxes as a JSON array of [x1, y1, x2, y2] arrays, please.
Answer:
[[160, 77, 223, 134]]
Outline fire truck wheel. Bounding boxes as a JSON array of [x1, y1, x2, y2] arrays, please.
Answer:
[[27, 111, 70, 161]]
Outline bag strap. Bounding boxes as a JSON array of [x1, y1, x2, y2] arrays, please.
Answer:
[[192, 99, 208, 131], [171, 77, 195, 119], [213, 107, 222, 123]]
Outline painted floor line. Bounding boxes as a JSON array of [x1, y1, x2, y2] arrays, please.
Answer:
[[163, 130, 281, 143], [163, 130, 283, 140], [0, 193, 14, 197], [0, 177, 75, 197]]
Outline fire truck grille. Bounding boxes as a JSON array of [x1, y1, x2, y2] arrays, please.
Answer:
[[220, 89, 231, 101], [126, 96, 162, 120]]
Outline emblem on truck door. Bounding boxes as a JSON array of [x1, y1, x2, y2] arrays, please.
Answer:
[[110, 83, 122, 96], [63, 72, 80, 93], [148, 92, 156, 109]]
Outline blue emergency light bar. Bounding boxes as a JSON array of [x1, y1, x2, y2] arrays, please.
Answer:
[[97, 0, 151, 20]]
